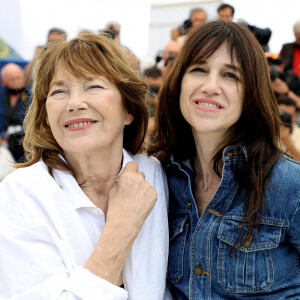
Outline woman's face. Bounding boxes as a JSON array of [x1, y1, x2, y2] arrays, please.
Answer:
[[179, 43, 244, 140], [46, 66, 133, 157]]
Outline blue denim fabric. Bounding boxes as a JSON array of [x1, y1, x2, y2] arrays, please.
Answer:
[[167, 146, 300, 299]]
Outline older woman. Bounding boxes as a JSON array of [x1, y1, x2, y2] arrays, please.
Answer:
[[0, 34, 168, 299], [150, 21, 300, 299]]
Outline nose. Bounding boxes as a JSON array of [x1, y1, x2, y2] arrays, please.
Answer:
[[66, 90, 88, 112], [200, 73, 221, 96]]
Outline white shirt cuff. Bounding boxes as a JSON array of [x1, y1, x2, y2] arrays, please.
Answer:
[[66, 267, 128, 300]]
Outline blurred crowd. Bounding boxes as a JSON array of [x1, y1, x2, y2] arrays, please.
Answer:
[[1, 2, 300, 180]]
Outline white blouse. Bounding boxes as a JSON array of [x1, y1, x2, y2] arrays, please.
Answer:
[[0, 145, 15, 182], [0, 150, 169, 299]]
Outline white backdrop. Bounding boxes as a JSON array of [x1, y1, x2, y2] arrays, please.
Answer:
[[0, 0, 299, 62], [0, 0, 151, 61]]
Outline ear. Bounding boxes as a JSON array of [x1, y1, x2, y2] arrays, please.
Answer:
[[125, 112, 134, 125]]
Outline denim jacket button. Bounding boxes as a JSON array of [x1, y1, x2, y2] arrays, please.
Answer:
[[186, 201, 192, 209], [243, 236, 253, 248], [227, 151, 233, 157], [193, 266, 210, 276]]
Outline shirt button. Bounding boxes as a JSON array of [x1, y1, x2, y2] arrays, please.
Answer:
[[193, 266, 210, 276]]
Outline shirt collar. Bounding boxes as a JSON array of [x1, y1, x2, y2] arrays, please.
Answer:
[[55, 149, 133, 210]]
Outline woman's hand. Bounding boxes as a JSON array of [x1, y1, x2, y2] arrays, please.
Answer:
[[85, 161, 158, 286], [106, 161, 157, 234]]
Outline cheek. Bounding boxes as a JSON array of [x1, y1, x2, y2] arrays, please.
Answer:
[[46, 101, 62, 128]]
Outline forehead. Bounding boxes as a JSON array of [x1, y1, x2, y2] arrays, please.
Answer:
[[49, 64, 112, 87], [51, 60, 102, 82], [3, 67, 23, 79], [48, 32, 65, 42], [191, 10, 206, 19], [219, 7, 233, 15]]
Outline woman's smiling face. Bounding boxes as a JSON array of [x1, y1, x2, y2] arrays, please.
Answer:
[[46, 65, 133, 157], [179, 43, 244, 139]]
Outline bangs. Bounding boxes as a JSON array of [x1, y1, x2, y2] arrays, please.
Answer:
[[55, 39, 114, 81], [190, 37, 239, 70]]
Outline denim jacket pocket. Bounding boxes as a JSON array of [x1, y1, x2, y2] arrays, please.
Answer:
[[217, 216, 283, 294], [168, 213, 189, 283]]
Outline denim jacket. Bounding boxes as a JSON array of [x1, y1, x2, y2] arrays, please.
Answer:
[[167, 146, 300, 299]]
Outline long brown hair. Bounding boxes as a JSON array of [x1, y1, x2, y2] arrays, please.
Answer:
[[149, 21, 282, 245], [18, 33, 148, 175]]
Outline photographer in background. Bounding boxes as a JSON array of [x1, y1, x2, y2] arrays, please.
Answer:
[[176, 8, 207, 47], [277, 95, 300, 160], [280, 20, 300, 85], [217, 3, 272, 52]]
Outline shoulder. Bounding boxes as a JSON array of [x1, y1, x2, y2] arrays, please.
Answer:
[[0, 161, 69, 229], [267, 155, 300, 205], [1, 160, 49, 187], [130, 152, 162, 170], [281, 43, 294, 51], [126, 152, 168, 195], [124, 150, 163, 175], [271, 155, 300, 182]]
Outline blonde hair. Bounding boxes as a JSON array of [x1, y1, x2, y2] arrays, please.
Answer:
[[19, 33, 148, 174]]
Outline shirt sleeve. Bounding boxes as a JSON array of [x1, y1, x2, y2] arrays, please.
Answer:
[[288, 197, 300, 253], [0, 227, 128, 300]]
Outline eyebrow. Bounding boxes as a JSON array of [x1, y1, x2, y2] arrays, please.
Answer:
[[224, 63, 242, 74], [49, 80, 66, 87]]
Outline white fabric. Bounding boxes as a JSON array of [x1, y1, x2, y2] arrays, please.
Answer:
[[0, 149, 169, 300], [0, 145, 15, 182]]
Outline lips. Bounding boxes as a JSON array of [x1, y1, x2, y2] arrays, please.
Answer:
[[193, 98, 224, 110], [195, 101, 221, 109], [64, 118, 97, 128], [67, 121, 97, 128]]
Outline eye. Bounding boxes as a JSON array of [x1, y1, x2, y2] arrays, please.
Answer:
[[88, 84, 103, 90], [49, 89, 65, 96], [190, 67, 206, 73], [223, 72, 239, 80]]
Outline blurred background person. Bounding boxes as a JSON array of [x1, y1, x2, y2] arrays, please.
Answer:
[[277, 95, 300, 159], [0, 63, 30, 162], [280, 20, 300, 87], [144, 66, 163, 142], [47, 27, 67, 43], [217, 3, 234, 22], [177, 8, 207, 47], [218, 3, 272, 52], [24, 27, 67, 87], [104, 21, 121, 43]]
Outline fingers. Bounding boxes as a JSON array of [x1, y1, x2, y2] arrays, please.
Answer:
[[119, 161, 145, 179], [137, 170, 145, 179], [122, 161, 138, 172]]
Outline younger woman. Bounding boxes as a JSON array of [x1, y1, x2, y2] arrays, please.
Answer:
[[150, 21, 300, 299]]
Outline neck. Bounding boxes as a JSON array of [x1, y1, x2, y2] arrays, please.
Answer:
[[192, 131, 224, 187], [65, 148, 123, 209]]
